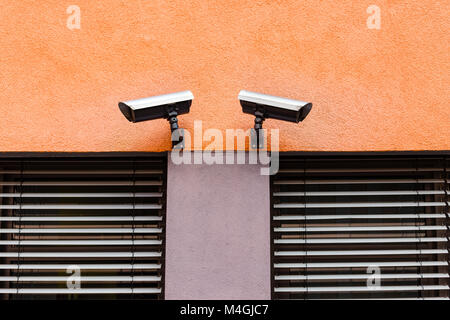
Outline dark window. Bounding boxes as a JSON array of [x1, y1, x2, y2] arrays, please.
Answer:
[[271, 155, 449, 300], [0, 156, 166, 300]]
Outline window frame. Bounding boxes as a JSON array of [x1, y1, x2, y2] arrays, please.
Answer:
[[0, 152, 168, 300], [270, 151, 450, 300]]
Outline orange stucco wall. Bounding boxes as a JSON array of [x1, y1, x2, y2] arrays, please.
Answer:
[[0, 1, 448, 152]]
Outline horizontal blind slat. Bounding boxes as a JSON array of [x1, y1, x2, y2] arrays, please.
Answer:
[[274, 249, 448, 256], [274, 202, 447, 208], [0, 276, 162, 282], [273, 214, 446, 220], [274, 190, 446, 196], [273, 178, 446, 185], [274, 261, 448, 268], [274, 226, 447, 232], [274, 237, 447, 244], [274, 286, 449, 293], [275, 273, 449, 280], [0, 288, 162, 294], [0, 240, 162, 245], [0, 204, 162, 209], [0, 181, 163, 186], [0, 252, 162, 258], [0, 193, 163, 198], [0, 216, 163, 222], [0, 170, 163, 174], [278, 167, 445, 173], [0, 228, 162, 233], [0, 264, 162, 270]]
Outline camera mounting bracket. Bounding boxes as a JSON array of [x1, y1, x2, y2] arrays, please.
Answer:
[[167, 106, 184, 149], [252, 110, 265, 150]]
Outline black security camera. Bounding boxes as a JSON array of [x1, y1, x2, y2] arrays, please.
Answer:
[[118, 90, 194, 148], [238, 90, 312, 148]]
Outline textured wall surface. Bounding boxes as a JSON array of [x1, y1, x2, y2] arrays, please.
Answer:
[[0, 1, 448, 151], [165, 156, 271, 299]]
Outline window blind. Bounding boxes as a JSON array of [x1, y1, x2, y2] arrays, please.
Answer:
[[0, 157, 166, 300], [271, 155, 449, 300]]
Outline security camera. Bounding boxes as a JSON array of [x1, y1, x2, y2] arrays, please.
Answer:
[[238, 90, 312, 148], [238, 90, 312, 124], [118, 90, 193, 148]]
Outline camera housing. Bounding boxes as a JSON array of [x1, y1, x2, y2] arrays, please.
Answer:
[[119, 90, 193, 123], [118, 90, 194, 148], [238, 90, 312, 123], [238, 90, 312, 149]]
